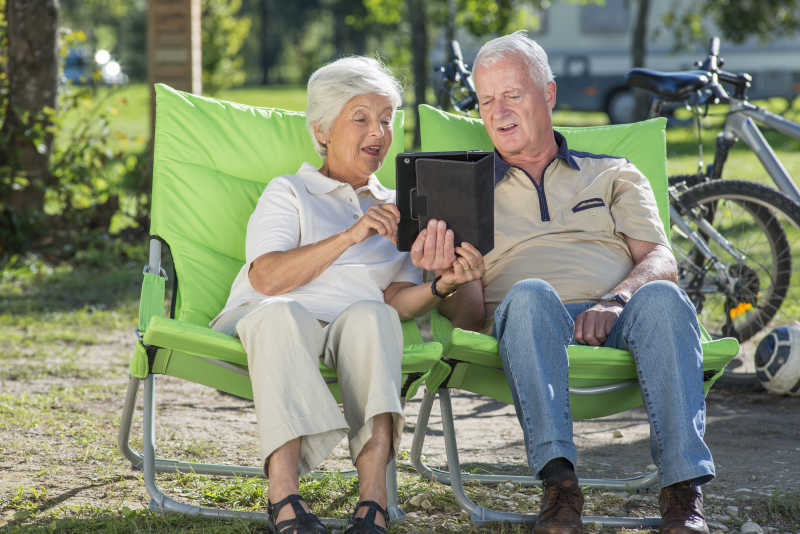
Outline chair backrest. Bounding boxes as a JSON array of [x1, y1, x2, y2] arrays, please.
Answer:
[[417, 104, 670, 233], [150, 84, 405, 326]]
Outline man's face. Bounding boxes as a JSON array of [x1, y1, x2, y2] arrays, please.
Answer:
[[474, 53, 556, 160]]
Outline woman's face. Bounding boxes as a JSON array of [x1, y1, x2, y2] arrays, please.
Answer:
[[317, 93, 394, 183]]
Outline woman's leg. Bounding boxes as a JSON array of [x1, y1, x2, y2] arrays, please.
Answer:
[[353, 413, 393, 526], [267, 437, 303, 522], [233, 299, 349, 523], [322, 301, 404, 527]]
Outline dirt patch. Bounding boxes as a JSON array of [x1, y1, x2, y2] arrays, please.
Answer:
[[2, 316, 800, 532]]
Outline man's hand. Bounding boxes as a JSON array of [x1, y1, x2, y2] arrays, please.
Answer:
[[574, 301, 623, 346], [410, 219, 456, 272], [345, 203, 400, 245], [437, 242, 485, 292]]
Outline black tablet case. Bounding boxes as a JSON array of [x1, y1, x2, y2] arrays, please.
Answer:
[[396, 151, 494, 255]]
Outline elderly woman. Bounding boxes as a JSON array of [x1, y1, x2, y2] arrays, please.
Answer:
[[210, 56, 485, 534]]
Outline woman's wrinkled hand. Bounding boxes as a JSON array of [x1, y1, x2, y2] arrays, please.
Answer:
[[410, 219, 485, 294], [410, 219, 456, 272], [345, 203, 400, 245]]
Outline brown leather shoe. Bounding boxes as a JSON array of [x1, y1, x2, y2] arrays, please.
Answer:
[[533, 479, 584, 534], [658, 482, 710, 534]]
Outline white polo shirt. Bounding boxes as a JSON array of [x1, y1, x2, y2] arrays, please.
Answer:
[[210, 163, 422, 325]]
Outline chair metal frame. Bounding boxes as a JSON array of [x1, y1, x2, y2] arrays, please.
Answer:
[[409, 384, 663, 528], [118, 238, 406, 529]]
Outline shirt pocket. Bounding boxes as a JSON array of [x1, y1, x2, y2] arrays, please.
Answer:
[[559, 196, 614, 234]]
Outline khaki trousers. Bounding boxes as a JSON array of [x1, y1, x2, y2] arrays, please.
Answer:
[[212, 298, 404, 477]]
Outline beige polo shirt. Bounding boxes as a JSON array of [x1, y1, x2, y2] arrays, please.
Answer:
[[210, 162, 421, 326], [483, 131, 669, 327]]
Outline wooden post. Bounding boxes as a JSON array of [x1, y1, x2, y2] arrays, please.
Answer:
[[147, 0, 201, 136]]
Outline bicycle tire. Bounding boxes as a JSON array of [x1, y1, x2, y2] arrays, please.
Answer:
[[672, 180, 800, 387], [673, 179, 800, 341]]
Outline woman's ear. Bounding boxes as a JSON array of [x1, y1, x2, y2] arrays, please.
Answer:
[[313, 123, 328, 148]]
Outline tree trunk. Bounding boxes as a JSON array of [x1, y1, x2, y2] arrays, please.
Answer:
[[1, 0, 59, 213], [407, 0, 428, 149], [631, 0, 651, 121], [259, 0, 281, 84]]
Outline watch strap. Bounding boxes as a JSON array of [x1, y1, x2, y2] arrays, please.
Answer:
[[431, 275, 457, 299], [599, 292, 627, 307]]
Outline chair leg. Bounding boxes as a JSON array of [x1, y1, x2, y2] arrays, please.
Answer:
[[385, 457, 405, 522], [140, 375, 296, 524], [126, 375, 400, 528], [425, 389, 663, 528], [118, 374, 269, 477], [118, 376, 144, 470]]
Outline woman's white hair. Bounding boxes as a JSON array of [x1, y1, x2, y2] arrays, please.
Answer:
[[473, 30, 554, 88], [306, 56, 402, 157]]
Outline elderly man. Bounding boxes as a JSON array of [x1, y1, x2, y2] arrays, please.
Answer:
[[455, 31, 714, 534]]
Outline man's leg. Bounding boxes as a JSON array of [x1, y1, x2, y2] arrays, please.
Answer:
[[495, 279, 584, 534], [604, 280, 712, 534]]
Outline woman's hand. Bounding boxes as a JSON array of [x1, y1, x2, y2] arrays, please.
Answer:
[[410, 219, 456, 272], [409, 218, 485, 294], [345, 203, 401, 245], [436, 242, 485, 294]]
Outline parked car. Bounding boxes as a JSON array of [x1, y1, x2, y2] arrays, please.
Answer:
[[63, 48, 128, 86]]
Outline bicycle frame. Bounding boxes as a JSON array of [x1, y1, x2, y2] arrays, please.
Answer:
[[713, 97, 800, 204]]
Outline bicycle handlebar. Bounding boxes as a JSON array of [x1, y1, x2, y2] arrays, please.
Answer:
[[699, 36, 752, 100], [449, 40, 463, 62]]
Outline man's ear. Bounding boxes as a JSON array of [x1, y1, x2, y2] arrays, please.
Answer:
[[545, 81, 557, 111]]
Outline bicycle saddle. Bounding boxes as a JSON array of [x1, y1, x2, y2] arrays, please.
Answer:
[[626, 68, 710, 100]]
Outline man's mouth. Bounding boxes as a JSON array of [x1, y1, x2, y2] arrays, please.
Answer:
[[362, 145, 382, 156], [497, 122, 517, 132]]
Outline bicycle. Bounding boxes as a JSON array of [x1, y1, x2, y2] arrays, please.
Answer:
[[627, 38, 800, 385], [434, 40, 477, 114], [434, 39, 800, 386]]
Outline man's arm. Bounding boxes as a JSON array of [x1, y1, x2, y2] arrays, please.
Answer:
[[438, 279, 486, 331], [574, 236, 676, 346]]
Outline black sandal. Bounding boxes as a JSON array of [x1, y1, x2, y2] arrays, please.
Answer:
[[268, 494, 329, 534], [344, 500, 389, 534]]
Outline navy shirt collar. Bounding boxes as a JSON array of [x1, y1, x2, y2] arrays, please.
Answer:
[[493, 130, 580, 186]]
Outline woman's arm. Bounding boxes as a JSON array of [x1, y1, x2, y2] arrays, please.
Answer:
[[249, 203, 401, 295], [384, 242, 485, 323], [249, 231, 356, 295]]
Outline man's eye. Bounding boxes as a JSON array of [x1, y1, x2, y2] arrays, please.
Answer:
[[508, 94, 521, 100], [381, 118, 391, 125]]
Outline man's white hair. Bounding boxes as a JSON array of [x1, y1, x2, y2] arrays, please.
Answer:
[[305, 56, 402, 157], [474, 30, 554, 88]]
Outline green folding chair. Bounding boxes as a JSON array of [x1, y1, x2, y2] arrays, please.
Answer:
[[408, 104, 741, 528], [118, 85, 446, 528]]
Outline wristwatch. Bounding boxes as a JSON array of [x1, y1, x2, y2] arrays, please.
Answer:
[[599, 292, 628, 307], [431, 275, 458, 299]]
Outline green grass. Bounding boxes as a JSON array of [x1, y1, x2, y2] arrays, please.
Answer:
[[4, 91, 800, 532]]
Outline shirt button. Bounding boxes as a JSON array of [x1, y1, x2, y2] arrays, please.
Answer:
[[353, 214, 359, 220]]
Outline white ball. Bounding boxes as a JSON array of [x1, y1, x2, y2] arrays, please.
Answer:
[[755, 325, 800, 396]]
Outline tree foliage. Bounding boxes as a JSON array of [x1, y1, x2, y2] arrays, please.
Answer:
[[202, 0, 251, 92], [663, 0, 800, 48]]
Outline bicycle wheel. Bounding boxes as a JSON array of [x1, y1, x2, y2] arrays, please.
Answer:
[[672, 180, 800, 386]]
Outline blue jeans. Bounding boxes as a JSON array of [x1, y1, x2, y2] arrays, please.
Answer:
[[494, 279, 715, 488]]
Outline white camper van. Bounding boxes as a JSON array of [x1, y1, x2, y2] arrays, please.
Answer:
[[434, 0, 800, 123]]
